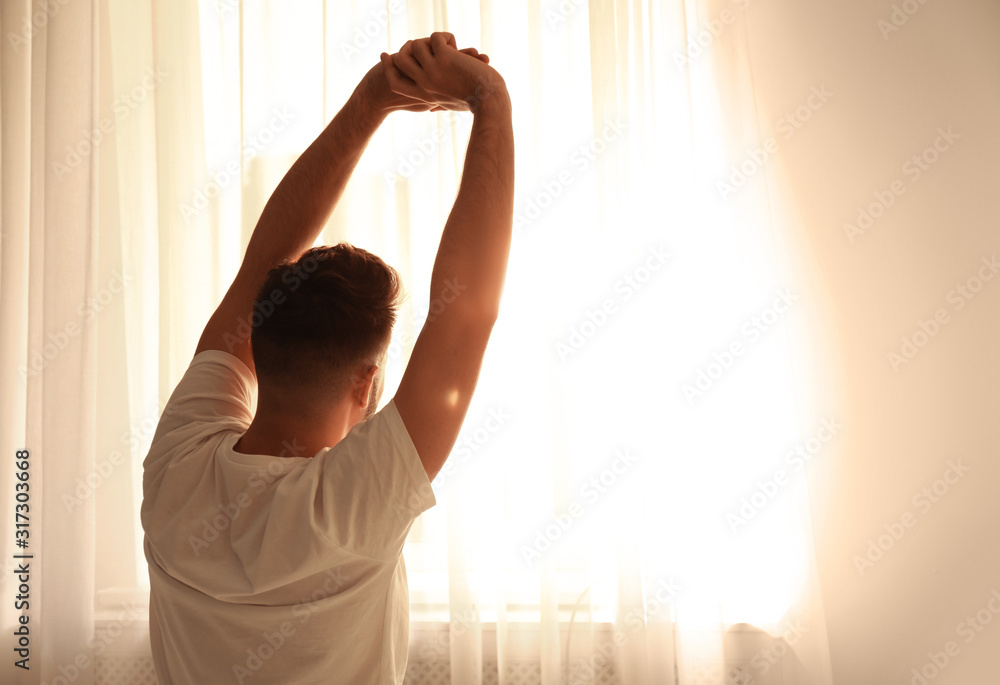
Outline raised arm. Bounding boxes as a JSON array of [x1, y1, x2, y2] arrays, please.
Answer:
[[194, 47, 487, 375], [389, 33, 515, 481]]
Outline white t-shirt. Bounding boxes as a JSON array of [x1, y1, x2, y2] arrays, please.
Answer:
[[141, 350, 436, 684]]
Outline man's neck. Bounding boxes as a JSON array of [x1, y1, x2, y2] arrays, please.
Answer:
[[234, 409, 353, 459], [233, 431, 320, 459]]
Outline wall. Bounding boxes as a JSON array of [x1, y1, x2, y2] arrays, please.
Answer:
[[741, 0, 1000, 682]]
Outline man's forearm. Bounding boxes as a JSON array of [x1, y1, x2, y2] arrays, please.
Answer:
[[240, 86, 387, 273], [430, 92, 514, 321]]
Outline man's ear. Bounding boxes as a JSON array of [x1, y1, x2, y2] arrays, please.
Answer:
[[350, 364, 379, 408]]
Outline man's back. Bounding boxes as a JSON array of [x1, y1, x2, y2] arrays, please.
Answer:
[[141, 351, 434, 683], [143, 32, 513, 684]]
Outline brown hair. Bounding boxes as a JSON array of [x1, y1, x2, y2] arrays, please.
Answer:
[[250, 242, 402, 399]]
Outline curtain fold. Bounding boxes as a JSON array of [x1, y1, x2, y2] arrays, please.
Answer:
[[105, 0, 162, 590], [2, 1, 99, 684], [0, 1, 835, 683]]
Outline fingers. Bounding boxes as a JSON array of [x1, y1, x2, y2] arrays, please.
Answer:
[[387, 35, 490, 104], [406, 34, 485, 63], [430, 31, 456, 53], [381, 52, 421, 98], [392, 48, 425, 86], [457, 46, 489, 63], [411, 39, 434, 68]]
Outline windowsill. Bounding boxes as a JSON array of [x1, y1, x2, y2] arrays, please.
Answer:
[[95, 586, 150, 623], [96, 587, 776, 635]]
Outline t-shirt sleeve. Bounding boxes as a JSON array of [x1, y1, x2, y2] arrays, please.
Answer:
[[143, 350, 255, 484], [306, 399, 437, 561]]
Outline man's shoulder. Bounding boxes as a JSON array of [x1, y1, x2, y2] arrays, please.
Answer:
[[188, 348, 255, 384], [142, 350, 256, 489]]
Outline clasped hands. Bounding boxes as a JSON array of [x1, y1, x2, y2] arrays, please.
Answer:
[[362, 31, 504, 114]]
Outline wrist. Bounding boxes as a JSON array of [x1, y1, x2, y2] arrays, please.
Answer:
[[467, 73, 511, 116], [353, 66, 394, 121]]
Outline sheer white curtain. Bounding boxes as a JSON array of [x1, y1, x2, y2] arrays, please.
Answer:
[[2, 2, 102, 684], [0, 0, 835, 683]]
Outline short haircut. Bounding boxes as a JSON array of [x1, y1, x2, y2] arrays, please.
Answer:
[[250, 242, 402, 400]]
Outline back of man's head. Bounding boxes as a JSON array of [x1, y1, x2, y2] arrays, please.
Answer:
[[250, 242, 402, 406]]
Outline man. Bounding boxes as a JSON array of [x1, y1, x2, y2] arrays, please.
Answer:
[[140, 32, 513, 684]]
